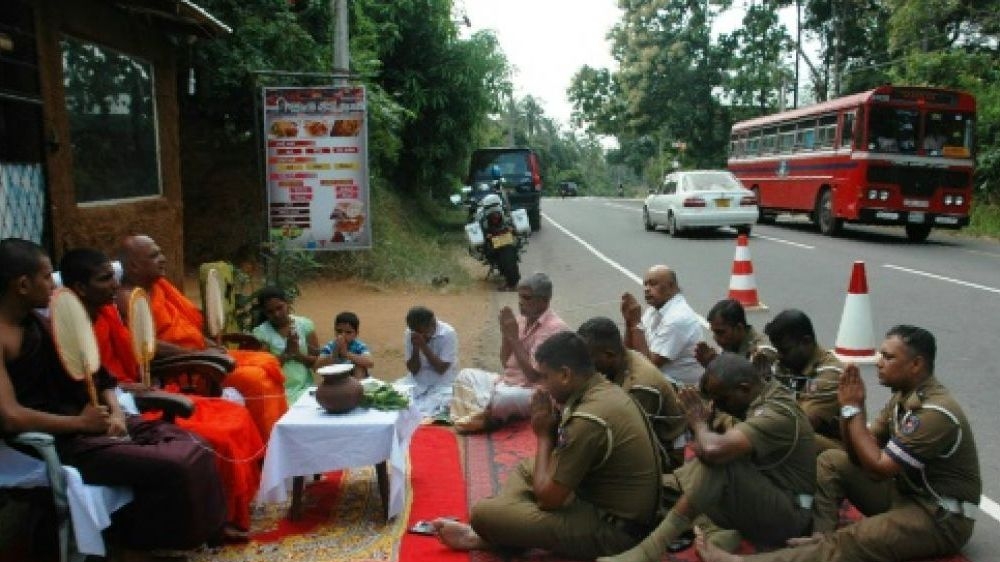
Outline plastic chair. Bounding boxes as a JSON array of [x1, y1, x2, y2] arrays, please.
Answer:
[[1, 392, 193, 562]]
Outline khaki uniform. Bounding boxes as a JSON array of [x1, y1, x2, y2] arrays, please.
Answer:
[[470, 376, 661, 559], [613, 350, 687, 468], [671, 379, 815, 548], [744, 376, 980, 562], [772, 345, 844, 448], [737, 325, 773, 359]]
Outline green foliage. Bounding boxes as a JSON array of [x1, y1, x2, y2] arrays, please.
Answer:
[[963, 201, 1000, 239], [233, 240, 324, 331]]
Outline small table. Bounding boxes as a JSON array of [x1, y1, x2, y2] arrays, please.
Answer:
[[255, 390, 422, 520]]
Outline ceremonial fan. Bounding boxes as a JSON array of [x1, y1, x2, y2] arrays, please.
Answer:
[[128, 288, 157, 387], [50, 288, 101, 407], [204, 267, 225, 344]]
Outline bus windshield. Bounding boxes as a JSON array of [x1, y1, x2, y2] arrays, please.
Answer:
[[869, 105, 973, 157]]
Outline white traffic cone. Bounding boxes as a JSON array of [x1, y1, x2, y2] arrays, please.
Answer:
[[833, 261, 879, 364], [727, 234, 767, 311]]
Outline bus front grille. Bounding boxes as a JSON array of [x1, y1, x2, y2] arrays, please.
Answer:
[[867, 167, 969, 197]]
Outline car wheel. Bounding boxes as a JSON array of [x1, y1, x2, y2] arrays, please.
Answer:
[[528, 207, 541, 232], [668, 213, 681, 237], [815, 189, 842, 236], [905, 224, 932, 243], [643, 207, 654, 231]]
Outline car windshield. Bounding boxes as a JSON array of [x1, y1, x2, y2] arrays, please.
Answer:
[[685, 172, 743, 192]]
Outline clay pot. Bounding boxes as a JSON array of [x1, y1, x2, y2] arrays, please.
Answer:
[[315, 365, 363, 414]]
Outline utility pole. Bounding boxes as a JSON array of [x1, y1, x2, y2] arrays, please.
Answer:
[[332, 0, 349, 85], [794, 0, 800, 108]]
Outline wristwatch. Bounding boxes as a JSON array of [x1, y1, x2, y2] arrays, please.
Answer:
[[840, 404, 863, 420]]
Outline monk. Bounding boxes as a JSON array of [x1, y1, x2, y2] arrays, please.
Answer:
[[0, 238, 227, 551], [61, 247, 263, 537], [116, 235, 287, 440]]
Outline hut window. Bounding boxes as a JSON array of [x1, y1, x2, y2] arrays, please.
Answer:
[[61, 36, 161, 204]]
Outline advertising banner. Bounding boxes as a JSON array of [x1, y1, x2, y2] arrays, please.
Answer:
[[263, 86, 370, 250]]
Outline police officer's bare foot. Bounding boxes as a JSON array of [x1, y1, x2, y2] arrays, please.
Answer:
[[432, 518, 489, 551], [694, 527, 743, 562]]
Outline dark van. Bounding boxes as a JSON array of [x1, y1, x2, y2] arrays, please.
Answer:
[[467, 147, 543, 231]]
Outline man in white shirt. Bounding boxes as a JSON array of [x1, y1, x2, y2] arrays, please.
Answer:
[[399, 305, 458, 417], [621, 265, 704, 386]]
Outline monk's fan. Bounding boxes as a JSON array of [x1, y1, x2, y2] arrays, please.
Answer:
[[205, 267, 225, 340], [50, 288, 101, 406], [128, 287, 157, 387]]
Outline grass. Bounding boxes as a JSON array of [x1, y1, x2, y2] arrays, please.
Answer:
[[313, 179, 475, 286], [962, 200, 1000, 239]]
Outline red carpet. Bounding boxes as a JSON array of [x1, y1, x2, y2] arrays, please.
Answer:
[[462, 421, 972, 562], [399, 426, 470, 562]]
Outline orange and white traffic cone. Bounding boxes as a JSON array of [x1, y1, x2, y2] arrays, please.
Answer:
[[727, 234, 767, 311], [833, 261, 879, 364]]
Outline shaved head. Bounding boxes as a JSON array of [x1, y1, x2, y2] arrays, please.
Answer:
[[643, 265, 679, 308], [119, 234, 166, 287]]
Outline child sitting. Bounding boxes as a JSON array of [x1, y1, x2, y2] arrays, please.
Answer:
[[316, 311, 374, 379]]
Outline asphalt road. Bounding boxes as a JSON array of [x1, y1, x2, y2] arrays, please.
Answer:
[[513, 196, 1000, 559]]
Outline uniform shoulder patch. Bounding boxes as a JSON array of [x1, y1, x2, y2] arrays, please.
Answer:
[[752, 406, 766, 418], [901, 415, 920, 435]]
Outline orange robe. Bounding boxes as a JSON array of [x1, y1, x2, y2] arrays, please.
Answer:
[[147, 278, 288, 440], [94, 305, 263, 530]]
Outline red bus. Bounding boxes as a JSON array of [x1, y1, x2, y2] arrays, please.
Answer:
[[728, 85, 975, 242]]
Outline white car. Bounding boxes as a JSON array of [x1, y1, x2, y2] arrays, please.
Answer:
[[643, 170, 758, 236]]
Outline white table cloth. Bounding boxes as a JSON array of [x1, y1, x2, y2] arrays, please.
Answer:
[[0, 442, 132, 556], [255, 389, 422, 519]]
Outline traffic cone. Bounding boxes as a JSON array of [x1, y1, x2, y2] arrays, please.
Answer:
[[727, 234, 767, 311], [833, 261, 879, 364]]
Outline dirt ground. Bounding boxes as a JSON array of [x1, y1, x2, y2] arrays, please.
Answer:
[[183, 267, 505, 381]]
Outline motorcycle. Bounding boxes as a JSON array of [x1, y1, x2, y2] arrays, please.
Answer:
[[451, 183, 530, 289]]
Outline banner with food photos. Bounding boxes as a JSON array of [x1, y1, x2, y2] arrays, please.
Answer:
[[263, 86, 371, 250]]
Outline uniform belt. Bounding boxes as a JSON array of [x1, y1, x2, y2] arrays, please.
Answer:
[[938, 497, 977, 518], [599, 511, 651, 541]]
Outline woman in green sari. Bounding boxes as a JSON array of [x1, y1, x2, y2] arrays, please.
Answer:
[[252, 287, 320, 403]]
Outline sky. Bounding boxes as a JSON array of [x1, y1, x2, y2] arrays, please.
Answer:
[[459, 0, 814, 131]]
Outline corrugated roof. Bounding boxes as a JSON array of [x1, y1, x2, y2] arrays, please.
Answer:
[[113, 0, 231, 38]]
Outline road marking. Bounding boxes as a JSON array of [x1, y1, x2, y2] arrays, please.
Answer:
[[543, 212, 709, 329], [602, 202, 639, 212], [750, 234, 815, 250], [883, 264, 1000, 295]]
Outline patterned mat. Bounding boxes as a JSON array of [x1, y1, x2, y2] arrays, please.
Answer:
[[188, 466, 408, 562]]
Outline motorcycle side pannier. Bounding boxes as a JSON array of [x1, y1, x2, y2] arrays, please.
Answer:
[[464, 221, 485, 247], [510, 208, 531, 235]]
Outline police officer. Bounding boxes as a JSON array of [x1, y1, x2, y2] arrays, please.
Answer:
[[598, 353, 816, 562], [577, 317, 686, 468], [696, 299, 775, 367], [433, 331, 662, 559], [764, 309, 844, 450], [695, 325, 981, 562]]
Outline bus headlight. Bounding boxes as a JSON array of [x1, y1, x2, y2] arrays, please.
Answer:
[[867, 189, 878, 200], [944, 195, 954, 205], [879, 190, 890, 201], [955, 195, 964, 205]]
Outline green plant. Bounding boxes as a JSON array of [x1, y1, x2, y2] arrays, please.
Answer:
[[233, 240, 324, 331]]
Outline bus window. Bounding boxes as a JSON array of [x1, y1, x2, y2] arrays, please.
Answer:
[[924, 111, 973, 157], [841, 112, 855, 149], [795, 120, 816, 150], [762, 127, 777, 154], [869, 106, 918, 153], [747, 131, 760, 156], [817, 115, 837, 148], [779, 124, 795, 153]]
